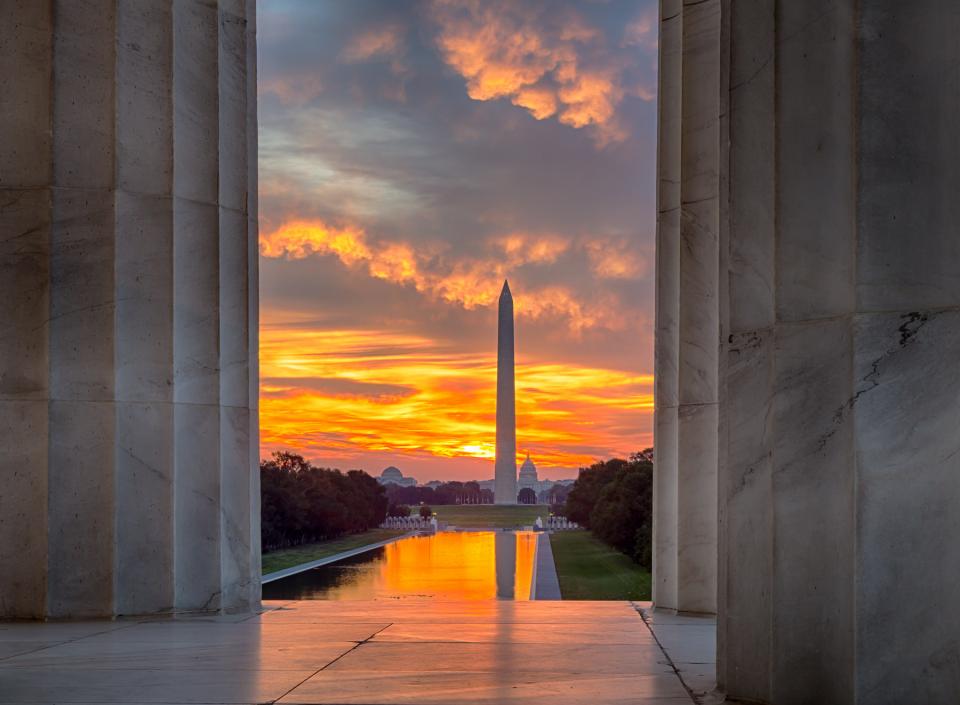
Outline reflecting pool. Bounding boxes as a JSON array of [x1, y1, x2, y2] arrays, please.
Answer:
[[262, 531, 538, 601]]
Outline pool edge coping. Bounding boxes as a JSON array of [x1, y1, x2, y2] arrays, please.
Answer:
[[261, 531, 420, 584]]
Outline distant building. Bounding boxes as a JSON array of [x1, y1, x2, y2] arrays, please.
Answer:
[[378, 466, 417, 487], [425, 480, 443, 490], [516, 454, 573, 497], [518, 453, 538, 491]]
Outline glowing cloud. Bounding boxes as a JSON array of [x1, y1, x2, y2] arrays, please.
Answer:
[[259, 73, 324, 107], [512, 85, 558, 121], [584, 237, 647, 279], [428, 0, 643, 145], [491, 232, 570, 264], [342, 24, 405, 63], [259, 316, 653, 472], [260, 219, 628, 334], [623, 8, 659, 50], [259, 220, 372, 264]]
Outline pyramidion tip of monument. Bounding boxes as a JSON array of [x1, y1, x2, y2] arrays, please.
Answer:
[[501, 278, 511, 297]]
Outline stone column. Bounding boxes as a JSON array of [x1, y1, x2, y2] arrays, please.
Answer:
[[653, 0, 720, 615], [0, 0, 260, 618], [718, 1, 857, 700], [652, 0, 681, 611], [713, 1, 960, 702]]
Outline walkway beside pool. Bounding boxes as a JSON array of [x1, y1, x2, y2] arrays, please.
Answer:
[[532, 532, 563, 599], [0, 600, 717, 704]]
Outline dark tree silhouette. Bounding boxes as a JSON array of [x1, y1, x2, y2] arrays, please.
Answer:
[[517, 487, 537, 504], [260, 452, 388, 551], [564, 458, 626, 526], [387, 502, 411, 517], [561, 453, 654, 568], [540, 483, 572, 511], [382, 481, 495, 506]]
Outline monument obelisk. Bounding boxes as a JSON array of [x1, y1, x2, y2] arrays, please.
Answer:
[[494, 280, 518, 504]]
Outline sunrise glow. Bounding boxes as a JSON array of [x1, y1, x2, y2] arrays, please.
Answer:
[[258, 0, 657, 480], [260, 311, 653, 475]]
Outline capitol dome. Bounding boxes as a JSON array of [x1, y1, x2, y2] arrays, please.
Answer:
[[381, 466, 403, 481], [517, 453, 538, 490], [378, 466, 417, 487]]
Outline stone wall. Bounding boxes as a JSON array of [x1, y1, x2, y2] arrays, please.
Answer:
[[0, 0, 260, 618], [655, 1, 960, 702]]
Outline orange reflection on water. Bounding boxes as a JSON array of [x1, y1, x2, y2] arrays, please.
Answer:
[[269, 531, 540, 601], [513, 531, 537, 600]]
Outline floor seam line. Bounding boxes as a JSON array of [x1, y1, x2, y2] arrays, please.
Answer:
[[633, 604, 701, 705], [0, 621, 144, 663], [269, 622, 394, 704]]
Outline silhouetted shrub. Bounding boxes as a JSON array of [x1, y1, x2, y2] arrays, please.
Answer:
[[419, 504, 433, 519], [517, 487, 537, 504], [388, 502, 412, 517]]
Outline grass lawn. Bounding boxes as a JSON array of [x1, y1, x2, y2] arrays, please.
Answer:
[[549, 531, 651, 600], [261, 528, 406, 575], [433, 504, 550, 528]]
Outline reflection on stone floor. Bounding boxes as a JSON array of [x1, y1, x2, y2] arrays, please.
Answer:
[[0, 600, 716, 704]]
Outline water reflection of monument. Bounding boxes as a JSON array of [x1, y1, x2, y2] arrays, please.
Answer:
[[494, 532, 516, 599], [263, 531, 538, 601]]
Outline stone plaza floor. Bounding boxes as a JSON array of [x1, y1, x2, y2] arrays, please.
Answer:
[[0, 600, 717, 704]]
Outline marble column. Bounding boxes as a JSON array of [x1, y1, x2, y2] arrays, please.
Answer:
[[709, 1, 960, 702], [0, 0, 260, 618], [653, 0, 720, 615], [652, 0, 681, 611]]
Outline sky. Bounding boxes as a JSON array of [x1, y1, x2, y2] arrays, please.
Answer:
[[257, 0, 658, 482]]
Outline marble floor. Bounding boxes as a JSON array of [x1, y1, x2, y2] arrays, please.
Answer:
[[0, 600, 717, 705]]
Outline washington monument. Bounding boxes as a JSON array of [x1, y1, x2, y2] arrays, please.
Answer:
[[494, 280, 518, 504]]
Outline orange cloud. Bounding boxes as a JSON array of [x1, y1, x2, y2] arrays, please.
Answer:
[[259, 315, 653, 471], [428, 0, 641, 145], [512, 85, 558, 120], [259, 73, 324, 107], [623, 8, 658, 50], [342, 24, 405, 63], [583, 237, 647, 279], [259, 220, 372, 264], [556, 69, 626, 144], [491, 232, 570, 264], [260, 220, 627, 334]]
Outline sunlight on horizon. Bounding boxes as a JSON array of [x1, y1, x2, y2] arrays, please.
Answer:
[[260, 315, 654, 473]]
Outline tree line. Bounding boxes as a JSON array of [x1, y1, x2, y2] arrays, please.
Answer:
[[384, 481, 493, 512], [563, 450, 654, 568], [385, 479, 573, 511], [260, 452, 388, 552]]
